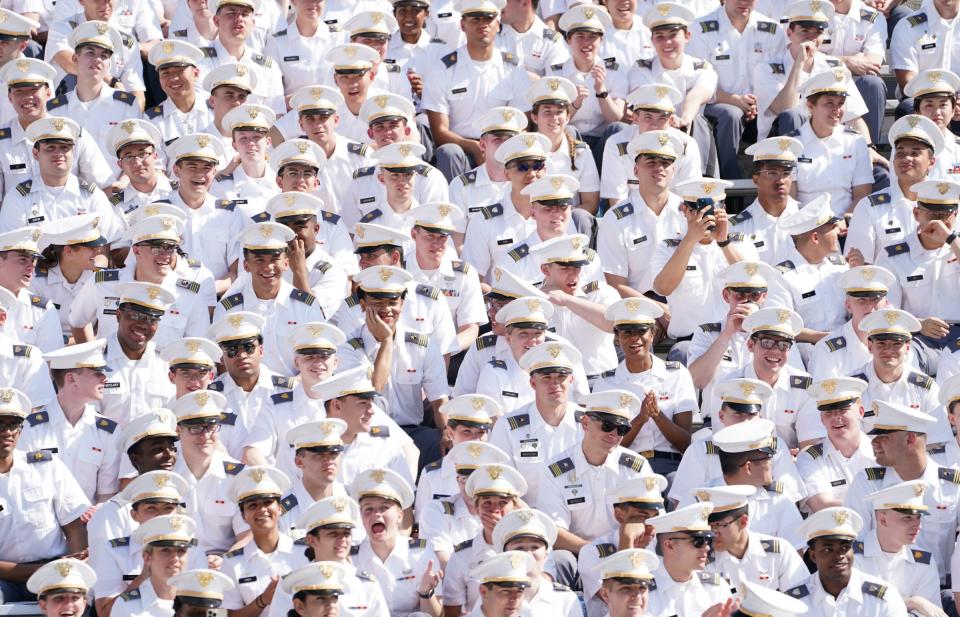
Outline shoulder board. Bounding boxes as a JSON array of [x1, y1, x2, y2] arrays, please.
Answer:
[[279, 493, 298, 513], [636, 58, 653, 69], [271, 391, 294, 404], [507, 413, 530, 430], [604, 58, 619, 70], [386, 63, 402, 73], [860, 7, 879, 21], [481, 203, 504, 219], [928, 443, 947, 455], [201, 46, 217, 58], [552, 582, 571, 592], [223, 461, 245, 475], [826, 254, 846, 265], [582, 280, 600, 294], [610, 202, 634, 220], [29, 293, 46, 307], [693, 60, 707, 70], [369, 425, 390, 437], [96, 416, 118, 433], [759, 538, 780, 553], [765, 481, 784, 494], [415, 284, 440, 300], [207, 380, 225, 392], [699, 322, 721, 333], [868, 191, 891, 206], [320, 210, 341, 225], [215, 172, 234, 183], [705, 440, 717, 455], [884, 242, 909, 256], [454, 538, 474, 552], [271, 375, 294, 389], [409, 537, 428, 549], [34, 265, 48, 278], [910, 548, 933, 564], [770, 62, 785, 74], [785, 584, 809, 599], [78, 179, 95, 195], [775, 259, 795, 272], [550, 62, 564, 71], [442, 51, 458, 67], [109, 536, 131, 548], [404, 331, 429, 347], [359, 209, 382, 224], [220, 292, 243, 310], [597, 542, 617, 558], [146, 105, 164, 119], [908, 371, 933, 389], [176, 278, 200, 294], [825, 57, 842, 67], [660, 362, 680, 372], [187, 257, 200, 268], [349, 545, 360, 556], [353, 165, 376, 179], [272, 28, 288, 37], [251, 53, 273, 67], [543, 27, 561, 41], [790, 375, 813, 389], [216, 199, 237, 211], [457, 170, 478, 186], [355, 570, 374, 582], [424, 459, 442, 471], [113, 90, 135, 105], [697, 572, 723, 586], [549, 457, 575, 477], [865, 466, 886, 481], [249, 212, 271, 224], [757, 20, 777, 32], [451, 260, 470, 275], [347, 337, 364, 350], [939, 467, 960, 483], [108, 192, 123, 205], [46, 96, 67, 110], [26, 410, 49, 427], [489, 358, 507, 369], [616, 141, 629, 156], [850, 372, 868, 384], [120, 32, 134, 47], [618, 451, 646, 473], [861, 581, 888, 599], [12, 344, 32, 358], [907, 12, 928, 26], [26, 450, 52, 463], [853, 540, 865, 554], [0, 127, 9, 140], [729, 209, 753, 226], [699, 19, 719, 32], [475, 333, 497, 351], [223, 547, 243, 558], [508, 243, 529, 261], [290, 288, 316, 306], [804, 443, 823, 459], [664, 238, 681, 247], [120, 588, 141, 601], [15, 179, 32, 196], [441, 500, 455, 515], [825, 336, 847, 352], [346, 142, 368, 157]]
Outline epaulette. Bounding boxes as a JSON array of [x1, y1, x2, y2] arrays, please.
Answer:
[[172, 28, 188, 37], [12, 345, 32, 358], [804, 443, 823, 459], [760, 539, 780, 553], [611, 202, 634, 219], [851, 372, 868, 384], [908, 371, 933, 389], [33, 265, 48, 279], [550, 62, 565, 71], [604, 58, 619, 70], [223, 548, 243, 558], [108, 192, 123, 206], [825, 336, 847, 353], [699, 322, 721, 333], [867, 192, 890, 207], [345, 337, 363, 350], [370, 425, 390, 437], [201, 46, 217, 58], [457, 170, 477, 186], [454, 539, 473, 552], [279, 494, 298, 513], [450, 260, 470, 275], [757, 20, 777, 32], [346, 142, 368, 157], [912, 548, 933, 564], [404, 331, 429, 347], [415, 284, 441, 300], [146, 105, 164, 119], [552, 582, 571, 592], [785, 584, 809, 599], [481, 203, 504, 219], [409, 537, 428, 549], [600, 368, 616, 378], [216, 199, 237, 211], [441, 500, 455, 515], [825, 57, 842, 67], [76, 179, 95, 195], [775, 259, 795, 272], [489, 358, 507, 369], [549, 457, 575, 477], [698, 572, 723, 585], [582, 280, 600, 294], [663, 238, 681, 247], [826, 254, 846, 265], [223, 461, 245, 475], [705, 440, 717, 455], [109, 536, 130, 548], [729, 209, 752, 226], [862, 581, 888, 599], [47, 96, 67, 110], [647, 578, 658, 591], [120, 32, 134, 47], [415, 164, 431, 176], [349, 545, 360, 556], [663, 361, 681, 371], [865, 466, 886, 481], [769, 62, 785, 74], [726, 231, 745, 243], [907, 12, 927, 26], [251, 53, 273, 67], [220, 293, 243, 310], [176, 278, 200, 293], [501, 51, 519, 65], [272, 375, 294, 389], [790, 375, 812, 389], [96, 416, 118, 433], [699, 19, 719, 32], [186, 258, 200, 268], [507, 413, 530, 430], [271, 391, 293, 404], [290, 288, 317, 306], [26, 410, 48, 426], [543, 27, 561, 41], [355, 571, 374, 582], [860, 7, 879, 22], [272, 28, 288, 36], [928, 443, 946, 455], [320, 210, 341, 225], [120, 588, 141, 601], [26, 450, 52, 463], [385, 63, 402, 73], [359, 209, 382, 223], [765, 481, 783, 494], [618, 452, 646, 473], [207, 381, 225, 392], [597, 543, 617, 558], [215, 172, 234, 183], [441, 51, 458, 67], [424, 459, 442, 472], [884, 242, 909, 257], [353, 165, 376, 179], [0, 127, 9, 140], [853, 540, 864, 554], [693, 60, 707, 70], [616, 141, 629, 156], [473, 333, 497, 353], [113, 91, 135, 105], [15, 179, 32, 196], [939, 467, 960, 483], [219, 412, 237, 426], [636, 58, 653, 69], [508, 243, 528, 262]]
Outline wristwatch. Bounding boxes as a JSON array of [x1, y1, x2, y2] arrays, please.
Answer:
[[947, 231, 958, 246], [595, 91, 609, 99], [417, 588, 436, 599]]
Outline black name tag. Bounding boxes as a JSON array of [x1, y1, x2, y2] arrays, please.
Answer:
[[884, 227, 901, 234], [633, 236, 647, 244], [8, 163, 25, 170], [239, 577, 258, 584], [451, 87, 467, 94], [922, 42, 936, 50], [502, 390, 518, 398], [122, 575, 138, 581], [830, 479, 847, 487], [801, 290, 816, 299], [283, 56, 299, 61], [686, 265, 697, 271], [104, 382, 121, 389], [26, 216, 45, 223], [497, 238, 513, 245], [797, 156, 812, 163], [754, 240, 765, 248], [360, 197, 375, 204], [567, 497, 586, 505], [907, 274, 924, 282], [715, 54, 730, 60]]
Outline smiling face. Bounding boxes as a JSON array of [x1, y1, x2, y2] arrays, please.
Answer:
[[616, 327, 654, 362], [532, 103, 569, 138], [306, 527, 353, 561], [158, 65, 200, 101], [600, 580, 648, 617], [633, 155, 674, 190], [241, 497, 282, 534], [807, 93, 847, 130], [132, 241, 179, 279], [892, 138, 934, 181], [650, 26, 689, 64], [34, 141, 74, 178], [867, 337, 910, 370], [568, 30, 602, 64], [243, 251, 288, 295], [116, 307, 161, 353], [328, 394, 376, 434], [394, 2, 428, 37], [143, 545, 188, 580], [368, 117, 411, 148], [505, 326, 546, 360], [821, 402, 863, 441], [39, 591, 88, 617], [358, 294, 404, 327], [876, 508, 922, 546], [129, 436, 177, 473], [9, 83, 50, 123], [746, 333, 793, 373], [173, 158, 216, 200], [293, 350, 338, 385]]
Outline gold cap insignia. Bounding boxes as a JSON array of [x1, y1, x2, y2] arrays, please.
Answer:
[[169, 516, 184, 531], [551, 177, 565, 190], [501, 109, 514, 121], [185, 340, 200, 353], [398, 144, 412, 157], [472, 397, 485, 410], [744, 263, 758, 276], [548, 78, 560, 91], [657, 133, 670, 146], [195, 392, 209, 407], [320, 565, 334, 579], [939, 182, 950, 195], [235, 64, 247, 76], [644, 477, 658, 491], [777, 309, 791, 323], [153, 473, 169, 488], [655, 86, 669, 100], [370, 469, 386, 484], [526, 298, 541, 312], [509, 553, 525, 569], [96, 23, 109, 35], [487, 465, 502, 480], [583, 7, 595, 18], [437, 204, 451, 218], [249, 467, 265, 483], [624, 299, 641, 313], [162, 217, 174, 230], [247, 107, 259, 119], [161, 41, 174, 55], [260, 225, 273, 238], [696, 490, 710, 502], [700, 506, 711, 520], [517, 510, 534, 523], [147, 286, 161, 300], [55, 562, 72, 577], [196, 572, 214, 588], [375, 95, 388, 109], [332, 498, 346, 512], [657, 4, 671, 15], [0, 390, 12, 404], [521, 134, 536, 147], [51, 118, 65, 132], [228, 314, 244, 328], [547, 344, 562, 358], [778, 138, 792, 151], [629, 552, 645, 568], [620, 393, 633, 408], [884, 311, 900, 325], [296, 141, 310, 154], [833, 510, 848, 525], [834, 68, 845, 82], [195, 135, 210, 148], [907, 116, 920, 128], [915, 483, 926, 497], [284, 194, 297, 206], [702, 183, 714, 195], [467, 443, 483, 458], [861, 267, 874, 281], [571, 236, 582, 250], [379, 267, 392, 282], [121, 120, 135, 134], [821, 379, 837, 395], [344, 46, 357, 58], [494, 267, 502, 282], [740, 382, 755, 398], [31, 228, 41, 242]]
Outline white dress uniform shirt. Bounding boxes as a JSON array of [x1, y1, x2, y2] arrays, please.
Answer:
[[546, 58, 629, 137], [343, 163, 449, 230], [442, 532, 494, 611], [475, 352, 535, 416], [111, 579, 174, 617], [844, 461, 960, 580], [785, 567, 908, 616], [0, 176, 123, 242], [809, 324, 875, 384], [546, 134, 600, 199], [405, 257, 487, 331], [339, 421, 417, 488], [596, 190, 686, 294], [546, 284, 619, 377], [449, 166, 508, 223], [44, 13, 148, 94], [145, 95, 214, 146], [196, 41, 285, 114], [600, 125, 701, 204], [601, 20, 652, 69], [932, 130, 960, 178], [0, 333, 55, 406], [174, 452, 244, 555], [209, 165, 280, 207], [792, 122, 874, 216], [18, 399, 121, 501], [488, 401, 582, 505], [220, 533, 298, 610], [170, 20, 217, 48], [845, 183, 913, 265], [207, 367, 294, 460], [86, 493, 133, 549], [453, 333, 501, 397], [97, 333, 175, 425], [30, 266, 93, 338], [527, 578, 581, 617], [876, 232, 960, 321], [322, 0, 393, 28], [727, 197, 801, 265], [276, 480, 351, 539], [594, 356, 698, 455], [0, 449, 89, 563], [50, 0, 162, 42], [418, 495, 481, 556], [5, 286, 64, 353], [461, 190, 539, 281], [414, 457, 458, 523], [821, 0, 886, 58], [853, 528, 942, 608], [89, 528, 207, 598], [496, 19, 568, 75], [421, 46, 529, 139], [646, 567, 732, 616], [775, 247, 848, 334], [795, 435, 876, 505], [165, 191, 245, 280], [628, 52, 718, 107], [318, 135, 375, 220], [705, 531, 809, 591], [352, 538, 438, 617], [111, 176, 175, 228], [687, 8, 785, 96], [268, 559, 391, 617], [890, 5, 960, 77], [69, 268, 214, 350], [537, 444, 653, 541], [577, 531, 621, 617], [262, 22, 342, 96], [495, 226, 587, 287], [930, 438, 960, 468], [46, 87, 141, 164]]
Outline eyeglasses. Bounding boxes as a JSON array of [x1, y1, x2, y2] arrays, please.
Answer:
[[122, 309, 161, 325], [139, 242, 178, 255], [756, 337, 793, 352], [729, 290, 764, 301], [183, 423, 221, 435], [741, 453, 773, 466], [670, 535, 713, 548], [174, 368, 210, 381], [222, 342, 258, 358], [0, 420, 23, 434], [708, 518, 739, 532], [756, 169, 796, 180], [510, 160, 545, 173], [588, 414, 630, 436], [120, 149, 156, 164]]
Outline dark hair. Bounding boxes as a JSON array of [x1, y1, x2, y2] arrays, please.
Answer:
[[913, 93, 958, 113], [718, 450, 753, 476], [243, 248, 288, 259]]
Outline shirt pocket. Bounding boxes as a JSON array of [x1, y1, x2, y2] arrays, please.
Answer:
[[22, 483, 55, 529], [448, 82, 471, 102]]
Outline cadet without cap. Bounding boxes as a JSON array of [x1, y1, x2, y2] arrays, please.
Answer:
[[493, 508, 558, 551], [311, 365, 379, 401], [269, 138, 326, 170], [26, 559, 97, 597], [69, 20, 123, 54], [779, 194, 838, 236], [905, 68, 960, 98], [857, 307, 921, 339], [799, 506, 861, 541], [745, 136, 804, 163], [627, 130, 680, 161], [470, 551, 535, 587], [297, 496, 360, 532], [201, 62, 257, 93], [449, 440, 511, 470], [350, 468, 415, 508], [806, 377, 867, 410], [642, 2, 694, 29], [353, 222, 410, 250], [0, 58, 55, 87], [290, 85, 344, 114], [287, 418, 348, 452], [888, 115, 943, 155], [360, 93, 415, 125], [281, 562, 348, 596], [864, 399, 937, 435], [495, 132, 551, 164], [240, 222, 295, 252], [441, 394, 499, 425], [119, 470, 189, 505], [168, 133, 227, 166], [626, 83, 682, 112], [0, 388, 31, 419], [374, 142, 426, 171], [716, 378, 774, 413], [607, 474, 668, 508], [131, 513, 197, 547], [737, 580, 809, 617], [410, 202, 466, 234], [741, 306, 803, 339], [171, 390, 227, 423], [477, 106, 528, 136], [208, 311, 264, 343], [594, 549, 659, 582], [646, 502, 714, 534], [117, 281, 175, 316], [522, 174, 580, 204], [168, 569, 234, 607], [119, 410, 178, 453], [227, 465, 290, 503], [148, 40, 204, 70], [465, 463, 528, 498], [27, 117, 79, 144], [559, 5, 613, 34], [712, 417, 777, 453], [914, 179, 960, 209], [839, 265, 894, 297], [160, 337, 221, 368], [518, 340, 582, 373], [45, 338, 110, 370], [223, 104, 275, 133], [866, 480, 928, 513], [604, 296, 663, 328], [108, 119, 163, 156], [530, 233, 590, 266]]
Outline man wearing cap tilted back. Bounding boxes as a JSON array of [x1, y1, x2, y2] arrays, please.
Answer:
[[145, 42, 213, 145], [0, 387, 90, 602]]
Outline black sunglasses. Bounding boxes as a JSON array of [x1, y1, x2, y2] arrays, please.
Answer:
[[589, 414, 630, 436], [511, 160, 545, 173], [221, 341, 258, 358], [671, 535, 713, 548]]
